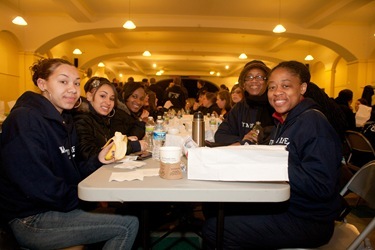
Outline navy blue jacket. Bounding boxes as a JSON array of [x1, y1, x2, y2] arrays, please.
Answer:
[[215, 91, 275, 145], [269, 98, 343, 222], [0, 91, 102, 222]]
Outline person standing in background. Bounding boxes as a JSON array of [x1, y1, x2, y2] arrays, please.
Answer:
[[148, 77, 164, 107]]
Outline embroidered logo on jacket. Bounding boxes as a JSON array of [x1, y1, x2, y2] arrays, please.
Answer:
[[275, 137, 289, 145], [59, 146, 76, 159]]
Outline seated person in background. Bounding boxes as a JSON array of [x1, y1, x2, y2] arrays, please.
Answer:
[[334, 89, 356, 130], [355, 98, 368, 112], [362, 110, 375, 148], [230, 84, 244, 106], [143, 90, 164, 120], [215, 89, 231, 119], [359, 110, 375, 167], [361, 84, 374, 107], [219, 83, 229, 91], [111, 82, 148, 140], [214, 60, 274, 145], [73, 77, 147, 160], [188, 90, 208, 115], [202, 91, 222, 116], [304, 82, 349, 142], [202, 61, 343, 249], [0, 58, 138, 250]]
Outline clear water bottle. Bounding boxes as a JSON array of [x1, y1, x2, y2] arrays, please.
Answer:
[[209, 113, 218, 133], [152, 116, 166, 160], [145, 116, 155, 152], [252, 121, 263, 144]]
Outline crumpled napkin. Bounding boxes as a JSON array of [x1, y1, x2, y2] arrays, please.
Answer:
[[109, 168, 159, 181], [114, 161, 146, 169]]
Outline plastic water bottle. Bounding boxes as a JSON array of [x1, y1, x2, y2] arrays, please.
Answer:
[[145, 116, 155, 152], [152, 116, 166, 160], [252, 121, 263, 144], [209, 113, 218, 133]]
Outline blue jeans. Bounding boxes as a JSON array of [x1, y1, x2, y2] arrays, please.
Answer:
[[9, 209, 139, 250]]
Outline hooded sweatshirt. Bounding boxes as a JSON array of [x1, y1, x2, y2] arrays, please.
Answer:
[[0, 91, 102, 222], [214, 91, 275, 145], [269, 98, 343, 222]]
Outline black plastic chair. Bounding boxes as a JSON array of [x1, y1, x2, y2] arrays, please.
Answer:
[[345, 130, 375, 172]]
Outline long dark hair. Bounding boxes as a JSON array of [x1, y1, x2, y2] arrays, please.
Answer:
[[361, 85, 374, 106]]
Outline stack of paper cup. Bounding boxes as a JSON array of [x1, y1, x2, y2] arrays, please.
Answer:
[[159, 146, 183, 179]]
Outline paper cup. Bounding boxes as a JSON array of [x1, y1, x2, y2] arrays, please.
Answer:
[[159, 146, 183, 179]]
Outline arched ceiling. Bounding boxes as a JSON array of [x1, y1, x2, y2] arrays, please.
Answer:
[[1, 0, 374, 78]]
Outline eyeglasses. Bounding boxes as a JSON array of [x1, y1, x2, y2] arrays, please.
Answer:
[[244, 75, 267, 82]]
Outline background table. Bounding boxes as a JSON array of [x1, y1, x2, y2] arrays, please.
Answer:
[[78, 158, 290, 249]]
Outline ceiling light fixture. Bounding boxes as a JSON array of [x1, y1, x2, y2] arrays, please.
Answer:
[[123, 0, 136, 29], [12, 0, 27, 26], [273, 24, 286, 33], [273, 0, 286, 33], [123, 20, 136, 29], [12, 16, 27, 25], [239, 53, 247, 59], [73, 48, 82, 55], [143, 50, 151, 56], [98, 62, 105, 67], [304, 54, 314, 61], [304, 42, 314, 61], [210, 71, 215, 75]]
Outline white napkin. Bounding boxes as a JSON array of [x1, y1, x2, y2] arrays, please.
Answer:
[[114, 161, 146, 169], [109, 168, 159, 181]]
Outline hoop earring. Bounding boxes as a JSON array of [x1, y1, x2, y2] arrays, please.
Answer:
[[108, 109, 115, 118], [74, 97, 82, 108]]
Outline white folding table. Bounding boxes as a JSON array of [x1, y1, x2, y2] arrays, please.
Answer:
[[78, 158, 290, 249]]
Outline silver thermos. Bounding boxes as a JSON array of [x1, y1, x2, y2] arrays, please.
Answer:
[[192, 111, 205, 147]]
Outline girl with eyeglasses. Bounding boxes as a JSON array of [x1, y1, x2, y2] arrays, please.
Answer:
[[214, 60, 275, 145]]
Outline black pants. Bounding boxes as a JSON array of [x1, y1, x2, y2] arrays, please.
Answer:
[[201, 203, 334, 250]]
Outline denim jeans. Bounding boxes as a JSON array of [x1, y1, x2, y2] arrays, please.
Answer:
[[9, 209, 139, 250]]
